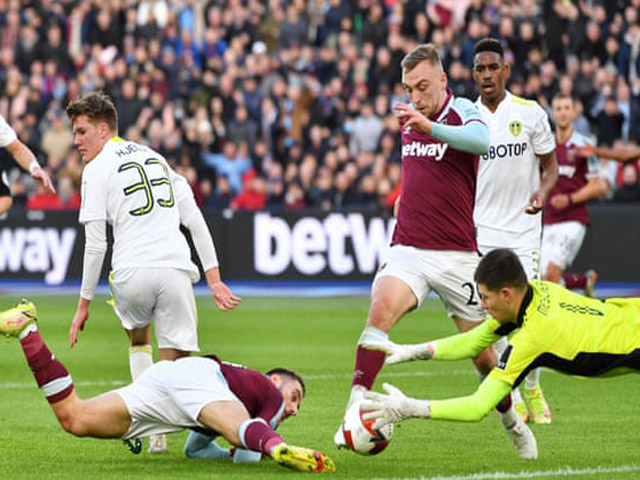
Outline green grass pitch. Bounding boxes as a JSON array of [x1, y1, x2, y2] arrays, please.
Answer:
[[0, 294, 639, 479]]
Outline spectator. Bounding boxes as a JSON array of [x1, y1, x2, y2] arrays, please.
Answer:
[[202, 142, 252, 195], [595, 96, 624, 147], [349, 102, 384, 155], [612, 163, 640, 202]]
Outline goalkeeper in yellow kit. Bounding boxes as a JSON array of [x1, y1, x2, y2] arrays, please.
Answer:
[[361, 248, 640, 443]]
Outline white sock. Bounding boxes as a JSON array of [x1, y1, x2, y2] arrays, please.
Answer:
[[129, 344, 153, 380], [357, 326, 389, 344], [498, 407, 519, 428], [525, 368, 540, 390], [347, 385, 367, 409], [512, 386, 524, 404], [18, 323, 38, 341]]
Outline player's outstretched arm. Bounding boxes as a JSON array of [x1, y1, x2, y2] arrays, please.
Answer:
[[577, 144, 640, 163], [361, 383, 432, 429], [362, 377, 512, 428], [360, 340, 435, 365], [368, 320, 500, 365]]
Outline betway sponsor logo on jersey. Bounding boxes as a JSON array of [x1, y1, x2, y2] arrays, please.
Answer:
[[0, 227, 76, 284], [254, 213, 394, 275], [402, 142, 448, 161], [482, 142, 527, 160]]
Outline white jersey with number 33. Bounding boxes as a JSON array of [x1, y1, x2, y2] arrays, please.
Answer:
[[79, 137, 198, 278], [474, 91, 555, 247]]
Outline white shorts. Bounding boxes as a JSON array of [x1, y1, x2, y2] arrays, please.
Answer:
[[115, 357, 240, 440], [540, 221, 587, 273], [374, 245, 486, 322], [478, 243, 541, 280], [110, 267, 199, 352]]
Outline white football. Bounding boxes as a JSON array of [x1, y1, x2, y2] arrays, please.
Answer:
[[342, 400, 393, 455]]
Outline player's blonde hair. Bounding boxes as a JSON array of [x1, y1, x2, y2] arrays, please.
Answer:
[[401, 43, 443, 74], [66, 91, 118, 133]]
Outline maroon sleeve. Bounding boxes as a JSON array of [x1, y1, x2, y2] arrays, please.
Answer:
[[213, 357, 285, 427]]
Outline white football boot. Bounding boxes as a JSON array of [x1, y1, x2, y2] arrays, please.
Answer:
[[503, 416, 538, 459]]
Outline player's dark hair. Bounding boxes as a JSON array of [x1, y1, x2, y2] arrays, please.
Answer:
[[474, 248, 528, 291], [401, 43, 443, 73], [66, 91, 118, 133], [473, 37, 504, 59], [552, 92, 574, 106], [266, 368, 306, 397]]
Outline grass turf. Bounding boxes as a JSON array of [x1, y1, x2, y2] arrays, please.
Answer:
[[0, 294, 639, 479]]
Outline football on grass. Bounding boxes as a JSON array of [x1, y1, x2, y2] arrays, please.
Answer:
[[342, 400, 393, 455]]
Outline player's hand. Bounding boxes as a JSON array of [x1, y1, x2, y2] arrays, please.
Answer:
[[32, 166, 56, 194], [69, 308, 89, 348], [361, 383, 431, 430], [550, 193, 570, 209], [360, 340, 433, 365], [393, 103, 432, 134], [525, 190, 545, 214], [211, 281, 242, 311], [576, 144, 595, 158]]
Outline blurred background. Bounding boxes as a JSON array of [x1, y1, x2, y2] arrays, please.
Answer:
[[0, 0, 639, 293]]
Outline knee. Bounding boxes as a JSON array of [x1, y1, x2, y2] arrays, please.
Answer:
[[57, 411, 87, 437], [367, 297, 395, 330]]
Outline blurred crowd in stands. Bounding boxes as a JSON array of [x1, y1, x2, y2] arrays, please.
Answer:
[[2, 0, 640, 213]]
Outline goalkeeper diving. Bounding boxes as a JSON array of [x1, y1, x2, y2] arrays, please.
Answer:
[[361, 248, 640, 450]]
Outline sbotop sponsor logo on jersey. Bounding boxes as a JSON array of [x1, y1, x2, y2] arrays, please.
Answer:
[[482, 142, 527, 160], [254, 213, 395, 276], [0, 227, 76, 284]]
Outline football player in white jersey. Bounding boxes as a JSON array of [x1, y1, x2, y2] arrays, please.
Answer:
[[0, 113, 55, 216], [472, 38, 558, 424], [66, 92, 241, 453]]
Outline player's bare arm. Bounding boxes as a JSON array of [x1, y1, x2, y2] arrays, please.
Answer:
[[5, 138, 56, 193], [69, 298, 91, 347], [205, 267, 242, 311], [549, 177, 604, 209], [526, 151, 558, 214], [577, 144, 640, 163]]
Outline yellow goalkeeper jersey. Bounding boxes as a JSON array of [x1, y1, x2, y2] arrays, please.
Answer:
[[489, 281, 640, 387]]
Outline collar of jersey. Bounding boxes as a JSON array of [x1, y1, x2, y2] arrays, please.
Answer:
[[516, 284, 534, 327], [433, 88, 453, 122], [493, 284, 533, 336], [111, 136, 125, 142], [477, 90, 511, 115]]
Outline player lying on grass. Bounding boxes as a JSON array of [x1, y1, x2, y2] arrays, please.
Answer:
[[360, 248, 640, 451], [0, 302, 334, 473]]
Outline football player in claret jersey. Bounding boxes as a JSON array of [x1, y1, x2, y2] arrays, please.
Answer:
[[0, 300, 334, 473], [334, 43, 537, 459], [66, 92, 241, 453], [541, 94, 604, 296], [0, 113, 55, 216], [360, 248, 640, 456], [472, 37, 558, 425]]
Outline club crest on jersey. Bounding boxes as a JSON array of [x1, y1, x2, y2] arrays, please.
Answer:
[[402, 141, 449, 161], [509, 121, 522, 137]]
